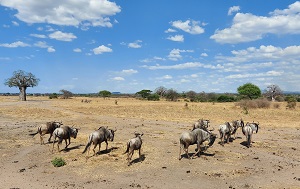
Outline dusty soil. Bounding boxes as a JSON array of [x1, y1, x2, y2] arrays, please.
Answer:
[[0, 96, 299, 189]]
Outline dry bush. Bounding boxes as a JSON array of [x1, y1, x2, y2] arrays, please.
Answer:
[[236, 98, 270, 109], [273, 103, 280, 109]]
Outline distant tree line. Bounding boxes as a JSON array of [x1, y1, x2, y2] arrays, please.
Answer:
[[2, 70, 300, 105]]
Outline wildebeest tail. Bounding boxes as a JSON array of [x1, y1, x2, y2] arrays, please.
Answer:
[[124, 141, 130, 154], [82, 135, 93, 154], [29, 127, 41, 136], [29, 131, 39, 136]]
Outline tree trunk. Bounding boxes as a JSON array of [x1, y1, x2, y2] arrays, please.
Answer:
[[19, 86, 27, 101]]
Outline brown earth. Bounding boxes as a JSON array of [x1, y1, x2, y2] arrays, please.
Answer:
[[0, 96, 299, 189]]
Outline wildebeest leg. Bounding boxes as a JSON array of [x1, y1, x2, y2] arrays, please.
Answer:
[[226, 134, 230, 143], [138, 148, 141, 161], [92, 143, 98, 156], [64, 139, 68, 149], [128, 150, 134, 165], [184, 148, 190, 159], [48, 133, 53, 143], [52, 136, 56, 152], [105, 140, 108, 151], [179, 145, 182, 160], [191, 143, 201, 159]]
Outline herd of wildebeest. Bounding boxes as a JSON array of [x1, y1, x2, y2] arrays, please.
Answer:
[[29, 118, 259, 165]]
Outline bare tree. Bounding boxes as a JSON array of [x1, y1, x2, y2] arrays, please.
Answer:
[[4, 70, 39, 101], [265, 84, 282, 101], [60, 89, 73, 99], [154, 86, 167, 98]]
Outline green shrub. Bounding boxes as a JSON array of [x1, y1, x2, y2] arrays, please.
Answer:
[[147, 94, 160, 101], [51, 157, 66, 167], [49, 93, 58, 99], [217, 95, 236, 102]]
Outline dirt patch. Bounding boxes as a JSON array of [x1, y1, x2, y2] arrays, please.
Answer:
[[0, 96, 299, 189]]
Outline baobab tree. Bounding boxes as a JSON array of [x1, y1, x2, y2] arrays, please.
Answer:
[[4, 70, 39, 101], [265, 84, 282, 101]]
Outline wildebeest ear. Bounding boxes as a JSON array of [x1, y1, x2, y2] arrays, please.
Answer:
[[114, 129, 117, 132]]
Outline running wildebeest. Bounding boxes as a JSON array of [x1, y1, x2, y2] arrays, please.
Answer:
[[82, 126, 116, 157], [29, 121, 63, 144], [242, 122, 254, 148], [218, 122, 237, 146], [192, 119, 210, 131], [124, 132, 144, 166], [179, 128, 217, 160], [52, 126, 79, 152]]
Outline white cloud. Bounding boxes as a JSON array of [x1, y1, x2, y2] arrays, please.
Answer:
[[0, 0, 121, 28], [167, 35, 184, 42], [49, 31, 77, 42], [228, 6, 240, 15], [211, 2, 300, 44], [128, 40, 142, 48], [0, 41, 30, 48], [226, 71, 283, 79], [121, 69, 138, 75], [112, 77, 124, 81], [168, 49, 193, 61], [30, 34, 47, 38], [34, 41, 49, 48], [201, 53, 208, 57], [47, 47, 55, 52], [142, 62, 204, 70], [73, 48, 82, 53], [93, 45, 112, 54], [165, 28, 177, 33], [12, 21, 19, 26], [170, 19, 204, 34]]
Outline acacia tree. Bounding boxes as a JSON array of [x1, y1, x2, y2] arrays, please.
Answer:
[[265, 84, 282, 101], [154, 86, 167, 98], [237, 83, 261, 100], [60, 89, 73, 99], [99, 90, 112, 99], [4, 70, 39, 101]]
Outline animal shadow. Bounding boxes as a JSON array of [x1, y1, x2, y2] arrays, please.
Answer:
[[240, 141, 250, 148], [130, 154, 146, 165], [63, 144, 84, 152], [96, 146, 119, 155]]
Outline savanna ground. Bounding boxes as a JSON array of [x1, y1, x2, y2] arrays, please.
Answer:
[[0, 96, 299, 189]]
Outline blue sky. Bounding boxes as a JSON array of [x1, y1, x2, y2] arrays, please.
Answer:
[[0, 0, 299, 94]]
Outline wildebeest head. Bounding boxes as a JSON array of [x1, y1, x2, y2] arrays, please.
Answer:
[[134, 131, 144, 138], [71, 128, 79, 139], [108, 129, 117, 142], [208, 133, 217, 146]]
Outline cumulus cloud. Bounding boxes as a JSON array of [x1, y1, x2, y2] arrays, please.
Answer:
[[0, 0, 121, 28], [142, 62, 204, 70], [167, 35, 184, 42], [164, 28, 177, 33], [49, 31, 77, 42], [168, 49, 193, 61], [93, 45, 112, 54], [211, 2, 300, 44], [112, 77, 124, 81], [0, 41, 30, 48], [120, 69, 138, 75], [201, 53, 208, 57], [217, 45, 300, 63], [228, 6, 240, 15], [170, 19, 204, 34], [47, 47, 55, 52], [34, 41, 55, 52], [30, 34, 47, 38], [73, 48, 82, 53], [128, 40, 142, 48]]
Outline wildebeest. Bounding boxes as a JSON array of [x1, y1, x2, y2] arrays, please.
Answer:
[[82, 126, 116, 157], [179, 128, 217, 160], [52, 126, 79, 152], [231, 119, 245, 139], [192, 119, 210, 131], [124, 132, 143, 166], [242, 123, 254, 148], [29, 121, 63, 144], [218, 122, 237, 146], [248, 122, 259, 134]]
